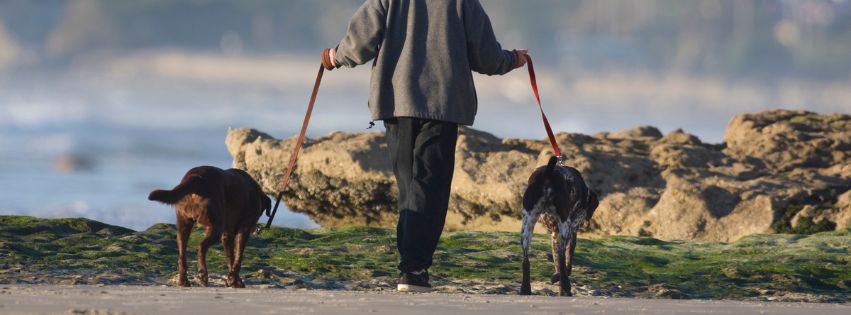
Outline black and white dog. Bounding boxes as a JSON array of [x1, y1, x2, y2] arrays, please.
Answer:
[[520, 155, 598, 296]]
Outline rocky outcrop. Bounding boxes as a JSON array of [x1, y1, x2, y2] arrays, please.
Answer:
[[226, 110, 851, 241], [724, 111, 850, 171]]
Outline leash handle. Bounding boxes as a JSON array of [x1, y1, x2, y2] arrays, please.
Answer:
[[524, 54, 562, 158], [264, 64, 325, 231]]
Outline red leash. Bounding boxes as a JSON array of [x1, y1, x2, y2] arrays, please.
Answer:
[[524, 54, 562, 158], [262, 64, 325, 231]]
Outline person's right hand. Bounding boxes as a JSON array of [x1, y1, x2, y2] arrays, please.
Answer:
[[513, 49, 528, 69], [321, 48, 337, 70]]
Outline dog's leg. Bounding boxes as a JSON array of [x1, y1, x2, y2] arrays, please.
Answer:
[[556, 221, 572, 296], [196, 225, 219, 287], [520, 209, 539, 295], [176, 217, 194, 287], [548, 229, 578, 284], [228, 230, 249, 288], [221, 232, 236, 287], [566, 229, 577, 278], [549, 231, 560, 284]]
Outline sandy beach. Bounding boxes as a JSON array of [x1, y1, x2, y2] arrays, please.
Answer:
[[1, 285, 849, 315]]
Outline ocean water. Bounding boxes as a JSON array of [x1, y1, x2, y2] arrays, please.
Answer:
[[0, 74, 334, 231], [0, 125, 322, 231]]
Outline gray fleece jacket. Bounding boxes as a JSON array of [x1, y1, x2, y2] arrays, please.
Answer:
[[334, 0, 518, 126]]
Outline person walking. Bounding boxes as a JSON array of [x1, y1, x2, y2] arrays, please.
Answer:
[[321, 0, 526, 292]]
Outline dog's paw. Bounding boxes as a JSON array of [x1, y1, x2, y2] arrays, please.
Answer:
[[228, 279, 245, 288], [559, 283, 573, 297], [520, 282, 532, 295], [195, 274, 209, 287], [226, 275, 245, 288]]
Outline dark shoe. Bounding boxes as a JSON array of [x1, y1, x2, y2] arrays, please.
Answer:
[[397, 269, 432, 292]]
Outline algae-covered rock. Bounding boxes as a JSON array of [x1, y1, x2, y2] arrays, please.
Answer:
[[2, 216, 850, 302], [227, 110, 851, 241], [792, 190, 851, 231]]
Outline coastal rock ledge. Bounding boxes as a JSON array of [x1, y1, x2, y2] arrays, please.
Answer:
[[226, 110, 850, 241]]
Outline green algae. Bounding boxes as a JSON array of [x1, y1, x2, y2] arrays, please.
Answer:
[[0, 215, 848, 301]]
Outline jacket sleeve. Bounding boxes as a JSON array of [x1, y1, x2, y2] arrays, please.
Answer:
[[463, 0, 516, 75], [334, 0, 387, 68]]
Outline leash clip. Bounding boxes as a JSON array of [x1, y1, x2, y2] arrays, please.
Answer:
[[556, 154, 567, 167]]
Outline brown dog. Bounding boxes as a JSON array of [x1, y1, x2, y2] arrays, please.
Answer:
[[520, 156, 598, 296], [148, 166, 271, 288]]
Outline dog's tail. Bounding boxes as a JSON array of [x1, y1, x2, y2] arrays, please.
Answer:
[[545, 155, 558, 175], [148, 175, 202, 205]]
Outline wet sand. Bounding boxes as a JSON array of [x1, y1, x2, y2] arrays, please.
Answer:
[[0, 285, 849, 315]]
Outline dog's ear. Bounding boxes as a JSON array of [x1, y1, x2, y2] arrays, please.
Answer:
[[523, 178, 543, 211], [262, 195, 272, 211], [527, 165, 544, 185], [586, 190, 599, 220], [523, 168, 547, 210]]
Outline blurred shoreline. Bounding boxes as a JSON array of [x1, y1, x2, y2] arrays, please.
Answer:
[[5, 49, 850, 140]]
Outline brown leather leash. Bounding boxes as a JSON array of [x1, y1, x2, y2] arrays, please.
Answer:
[[523, 54, 562, 158], [260, 64, 325, 232]]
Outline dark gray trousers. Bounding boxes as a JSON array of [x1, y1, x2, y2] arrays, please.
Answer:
[[384, 117, 458, 273]]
